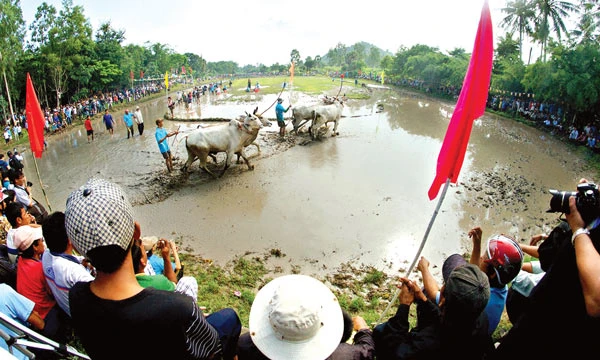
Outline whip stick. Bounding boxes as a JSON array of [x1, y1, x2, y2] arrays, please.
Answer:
[[32, 155, 52, 212], [259, 82, 287, 117]]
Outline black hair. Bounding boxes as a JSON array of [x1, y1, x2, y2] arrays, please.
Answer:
[[86, 240, 133, 274], [7, 169, 23, 184], [130, 242, 144, 274], [42, 212, 68, 253], [5, 202, 26, 227], [20, 239, 40, 259], [341, 309, 353, 344]]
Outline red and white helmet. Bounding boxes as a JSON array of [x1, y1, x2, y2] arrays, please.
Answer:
[[485, 234, 524, 286]]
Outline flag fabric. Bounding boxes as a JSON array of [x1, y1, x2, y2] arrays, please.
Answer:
[[129, 70, 134, 80], [140, 70, 144, 79], [381, 71, 385, 85], [182, 66, 186, 74], [25, 73, 45, 158], [289, 62, 295, 83], [428, 0, 493, 200], [164, 71, 169, 88]]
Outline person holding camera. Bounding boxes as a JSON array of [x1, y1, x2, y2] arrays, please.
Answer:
[[493, 179, 600, 358]]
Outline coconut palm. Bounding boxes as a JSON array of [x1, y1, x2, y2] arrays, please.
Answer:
[[572, 2, 598, 44], [532, 0, 578, 61], [500, 0, 536, 59]]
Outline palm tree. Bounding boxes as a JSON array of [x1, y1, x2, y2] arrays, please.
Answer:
[[532, 0, 578, 61], [572, 1, 598, 44], [500, 0, 536, 59]]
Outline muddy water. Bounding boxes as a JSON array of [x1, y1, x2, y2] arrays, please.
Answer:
[[22, 88, 597, 277]]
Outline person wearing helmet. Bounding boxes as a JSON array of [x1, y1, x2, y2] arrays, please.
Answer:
[[469, 227, 523, 336]]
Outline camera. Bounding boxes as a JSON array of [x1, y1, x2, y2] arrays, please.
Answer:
[[548, 182, 600, 223]]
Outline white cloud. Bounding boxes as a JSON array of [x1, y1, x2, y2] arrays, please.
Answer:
[[21, 0, 543, 65]]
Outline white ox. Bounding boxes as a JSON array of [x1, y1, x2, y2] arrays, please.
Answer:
[[309, 98, 344, 140], [182, 110, 271, 178], [291, 96, 344, 139]]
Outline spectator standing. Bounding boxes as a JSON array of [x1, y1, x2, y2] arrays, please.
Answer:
[[102, 109, 114, 136], [84, 115, 94, 143], [0, 154, 9, 173], [133, 106, 144, 136], [123, 109, 134, 139]]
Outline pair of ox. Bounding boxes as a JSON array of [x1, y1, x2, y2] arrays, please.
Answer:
[[181, 107, 271, 178], [291, 96, 344, 140]]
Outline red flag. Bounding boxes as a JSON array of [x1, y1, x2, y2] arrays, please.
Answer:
[[428, 0, 493, 200], [25, 73, 45, 158], [129, 70, 134, 80], [181, 66, 186, 74]]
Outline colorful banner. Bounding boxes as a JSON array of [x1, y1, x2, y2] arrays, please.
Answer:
[[164, 71, 169, 88], [182, 66, 186, 74], [289, 61, 295, 84], [25, 73, 45, 158], [428, 0, 493, 200]]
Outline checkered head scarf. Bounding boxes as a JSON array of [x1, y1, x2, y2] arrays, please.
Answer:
[[65, 178, 135, 256]]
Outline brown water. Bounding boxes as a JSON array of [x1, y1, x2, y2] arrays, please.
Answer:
[[21, 88, 597, 276]]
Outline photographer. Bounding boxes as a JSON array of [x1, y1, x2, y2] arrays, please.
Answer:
[[493, 179, 600, 359]]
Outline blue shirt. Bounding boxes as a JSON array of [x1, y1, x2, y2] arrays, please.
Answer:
[[155, 127, 169, 154], [123, 113, 134, 127], [485, 285, 508, 335], [0, 284, 35, 360], [148, 254, 176, 276], [275, 103, 287, 121]]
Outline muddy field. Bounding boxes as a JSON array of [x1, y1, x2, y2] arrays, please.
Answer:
[[23, 85, 598, 283]]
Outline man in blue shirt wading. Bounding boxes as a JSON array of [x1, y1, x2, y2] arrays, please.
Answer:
[[154, 119, 179, 172], [275, 98, 291, 138]]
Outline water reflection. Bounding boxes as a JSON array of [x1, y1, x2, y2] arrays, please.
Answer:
[[22, 87, 598, 275]]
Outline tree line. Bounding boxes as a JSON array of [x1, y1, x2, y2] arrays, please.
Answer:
[[1, 0, 600, 126]]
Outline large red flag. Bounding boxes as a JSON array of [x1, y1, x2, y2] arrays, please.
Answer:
[[428, 0, 493, 200], [25, 73, 45, 158], [181, 66, 186, 74]]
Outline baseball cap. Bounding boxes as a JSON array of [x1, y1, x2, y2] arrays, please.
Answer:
[[249, 275, 343, 360], [442, 254, 467, 283], [13, 224, 43, 251], [65, 178, 135, 256], [444, 264, 490, 320]]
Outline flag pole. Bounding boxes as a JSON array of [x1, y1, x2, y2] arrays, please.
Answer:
[[31, 156, 52, 212], [377, 178, 450, 324]]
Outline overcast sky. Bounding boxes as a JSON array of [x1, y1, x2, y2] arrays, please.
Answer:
[[21, 0, 536, 66]]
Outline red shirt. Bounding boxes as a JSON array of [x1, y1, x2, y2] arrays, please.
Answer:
[[84, 119, 93, 131], [17, 257, 56, 319]]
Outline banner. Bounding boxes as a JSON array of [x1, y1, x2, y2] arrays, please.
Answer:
[[140, 70, 144, 79], [289, 61, 295, 83], [164, 71, 169, 88], [25, 73, 45, 158], [428, 0, 493, 200], [129, 70, 134, 80], [182, 66, 186, 74]]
